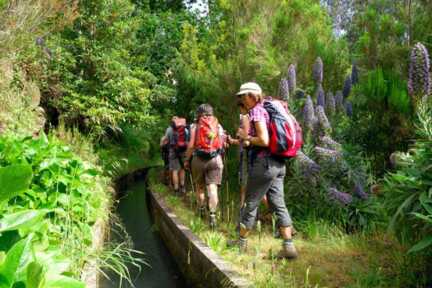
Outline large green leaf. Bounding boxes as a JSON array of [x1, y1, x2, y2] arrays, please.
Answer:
[[44, 275, 85, 288], [0, 235, 33, 288], [27, 262, 45, 288], [0, 210, 50, 233], [408, 235, 432, 253], [0, 165, 33, 203], [34, 249, 71, 276]]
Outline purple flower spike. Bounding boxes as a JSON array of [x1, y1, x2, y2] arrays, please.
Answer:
[[351, 63, 359, 85], [345, 100, 353, 117], [408, 42, 431, 103], [316, 84, 325, 107], [303, 95, 315, 130], [316, 106, 332, 132], [279, 78, 289, 101], [288, 64, 297, 94], [343, 75, 352, 98], [328, 188, 353, 205], [335, 91, 344, 111], [319, 136, 341, 151], [313, 57, 324, 84], [296, 151, 320, 177], [315, 146, 341, 163], [326, 91, 336, 115]]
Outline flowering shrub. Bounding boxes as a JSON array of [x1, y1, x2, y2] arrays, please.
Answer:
[[384, 104, 432, 253]]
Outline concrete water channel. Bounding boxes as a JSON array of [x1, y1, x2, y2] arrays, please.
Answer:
[[102, 179, 186, 288]]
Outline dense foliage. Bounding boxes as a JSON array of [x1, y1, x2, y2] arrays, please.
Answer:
[[175, 0, 350, 132], [0, 133, 109, 287], [384, 104, 432, 253], [1, 0, 432, 286]]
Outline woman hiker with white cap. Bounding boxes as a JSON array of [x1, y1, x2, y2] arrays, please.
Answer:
[[228, 82, 298, 259]]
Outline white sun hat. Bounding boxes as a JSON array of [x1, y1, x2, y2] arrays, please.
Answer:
[[236, 82, 262, 96]]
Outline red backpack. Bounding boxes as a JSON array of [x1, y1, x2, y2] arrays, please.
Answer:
[[195, 116, 222, 159], [263, 100, 303, 158], [171, 118, 189, 152]]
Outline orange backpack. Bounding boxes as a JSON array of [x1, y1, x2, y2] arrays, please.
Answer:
[[195, 116, 222, 159]]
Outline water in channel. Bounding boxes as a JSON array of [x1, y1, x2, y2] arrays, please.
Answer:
[[102, 179, 186, 288]]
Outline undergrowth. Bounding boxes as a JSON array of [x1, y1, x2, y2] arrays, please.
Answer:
[[148, 169, 427, 288]]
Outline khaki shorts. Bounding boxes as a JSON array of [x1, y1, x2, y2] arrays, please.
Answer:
[[191, 155, 223, 186], [169, 149, 185, 171]]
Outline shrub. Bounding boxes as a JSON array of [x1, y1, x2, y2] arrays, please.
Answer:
[[383, 103, 432, 254], [0, 133, 111, 285]]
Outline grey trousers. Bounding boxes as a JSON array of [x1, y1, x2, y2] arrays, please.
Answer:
[[240, 156, 292, 230]]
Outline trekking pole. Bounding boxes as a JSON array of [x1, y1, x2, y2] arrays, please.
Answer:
[[188, 170, 195, 210], [223, 151, 230, 223]]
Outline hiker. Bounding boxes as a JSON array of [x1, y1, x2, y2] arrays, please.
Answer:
[[229, 82, 299, 259], [162, 116, 189, 195], [227, 102, 250, 209], [184, 104, 224, 229], [228, 102, 271, 227], [160, 135, 170, 186]]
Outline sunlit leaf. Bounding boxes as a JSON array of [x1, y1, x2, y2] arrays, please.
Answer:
[[0, 210, 50, 233], [0, 165, 33, 203]]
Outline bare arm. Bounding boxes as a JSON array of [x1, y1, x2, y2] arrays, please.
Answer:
[[241, 115, 250, 134], [185, 126, 196, 160], [252, 121, 269, 147], [237, 120, 269, 147], [230, 115, 250, 146]]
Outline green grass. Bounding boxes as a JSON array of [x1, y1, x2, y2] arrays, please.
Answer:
[[148, 169, 425, 288]]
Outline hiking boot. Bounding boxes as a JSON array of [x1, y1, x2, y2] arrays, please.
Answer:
[[276, 242, 298, 260], [227, 237, 248, 253], [209, 213, 217, 230], [274, 226, 297, 239], [174, 189, 179, 196]]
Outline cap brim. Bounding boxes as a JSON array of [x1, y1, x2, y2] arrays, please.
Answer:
[[236, 89, 255, 96]]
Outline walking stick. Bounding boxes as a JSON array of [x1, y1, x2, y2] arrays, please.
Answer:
[[223, 151, 231, 223], [188, 170, 195, 209]]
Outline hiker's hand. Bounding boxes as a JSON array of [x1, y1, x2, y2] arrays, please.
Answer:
[[237, 128, 248, 140], [184, 160, 190, 170], [227, 135, 238, 146], [227, 135, 233, 144]]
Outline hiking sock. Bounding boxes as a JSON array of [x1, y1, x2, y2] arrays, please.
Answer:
[[283, 239, 293, 246], [209, 211, 217, 229], [239, 236, 248, 252]]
